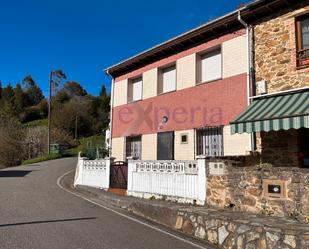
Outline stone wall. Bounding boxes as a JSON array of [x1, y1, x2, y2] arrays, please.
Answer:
[[176, 208, 309, 249], [260, 130, 300, 167], [254, 5, 309, 94], [206, 159, 309, 221]]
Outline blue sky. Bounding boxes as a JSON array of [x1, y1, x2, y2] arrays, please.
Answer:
[[0, 0, 245, 96]]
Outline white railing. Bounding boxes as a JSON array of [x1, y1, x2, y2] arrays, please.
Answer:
[[127, 156, 206, 205], [74, 153, 113, 189]]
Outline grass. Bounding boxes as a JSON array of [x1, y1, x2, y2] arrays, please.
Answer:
[[62, 134, 106, 158], [79, 135, 105, 148], [21, 134, 106, 165], [63, 146, 80, 157], [24, 119, 48, 127], [22, 153, 62, 165]]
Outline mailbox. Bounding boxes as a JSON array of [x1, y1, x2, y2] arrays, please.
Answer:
[[263, 179, 287, 199]]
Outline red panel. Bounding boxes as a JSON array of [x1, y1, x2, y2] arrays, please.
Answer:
[[112, 73, 247, 138]]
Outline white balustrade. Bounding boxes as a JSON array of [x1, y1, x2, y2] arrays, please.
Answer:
[[127, 157, 206, 205]]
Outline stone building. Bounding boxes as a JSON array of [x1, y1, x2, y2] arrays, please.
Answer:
[[231, 0, 309, 168], [200, 0, 309, 218]]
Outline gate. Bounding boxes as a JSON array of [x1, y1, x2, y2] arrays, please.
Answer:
[[110, 161, 128, 189]]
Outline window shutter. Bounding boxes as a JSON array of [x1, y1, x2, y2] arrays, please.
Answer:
[[162, 66, 176, 93], [132, 77, 142, 101], [201, 49, 222, 82]]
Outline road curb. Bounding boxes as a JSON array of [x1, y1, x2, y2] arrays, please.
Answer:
[[59, 170, 185, 230]]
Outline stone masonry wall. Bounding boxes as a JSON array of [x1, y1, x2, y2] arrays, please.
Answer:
[[206, 159, 309, 221], [175, 208, 309, 249], [254, 5, 309, 94], [260, 130, 300, 167]]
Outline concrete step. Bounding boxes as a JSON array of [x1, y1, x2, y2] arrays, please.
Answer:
[[108, 188, 127, 196]]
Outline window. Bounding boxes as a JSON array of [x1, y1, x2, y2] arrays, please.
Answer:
[[296, 14, 309, 67], [158, 65, 176, 94], [128, 77, 142, 102], [197, 48, 222, 84], [196, 127, 223, 156], [125, 136, 141, 159]]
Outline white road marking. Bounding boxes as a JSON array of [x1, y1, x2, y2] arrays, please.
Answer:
[[57, 169, 208, 249]]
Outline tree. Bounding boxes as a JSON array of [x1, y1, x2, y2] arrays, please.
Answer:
[[51, 70, 66, 94], [54, 81, 87, 103], [52, 99, 91, 137], [0, 84, 15, 115], [0, 81, 2, 100], [84, 85, 110, 134], [13, 83, 28, 115], [22, 75, 44, 106], [99, 85, 107, 98]]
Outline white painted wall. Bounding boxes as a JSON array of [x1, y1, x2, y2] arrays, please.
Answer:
[[74, 155, 113, 189], [127, 157, 206, 205], [223, 125, 251, 156]]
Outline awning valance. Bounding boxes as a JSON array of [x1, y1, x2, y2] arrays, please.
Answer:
[[230, 90, 309, 134]]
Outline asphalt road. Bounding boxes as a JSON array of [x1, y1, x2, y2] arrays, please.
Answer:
[[0, 157, 213, 249]]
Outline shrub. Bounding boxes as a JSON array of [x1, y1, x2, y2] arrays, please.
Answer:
[[79, 135, 107, 159], [0, 114, 25, 166], [23, 126, 48, 160]]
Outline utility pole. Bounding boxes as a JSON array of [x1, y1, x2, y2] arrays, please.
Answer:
[[48, 70, 52, 154], [75, 115, 78, 140]]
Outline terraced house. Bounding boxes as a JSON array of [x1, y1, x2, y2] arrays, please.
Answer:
[[106, 8, 253, 161], [106, 0, 309, 166]]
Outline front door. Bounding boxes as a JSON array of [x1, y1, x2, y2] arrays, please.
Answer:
[[157, 131, 174, 160]]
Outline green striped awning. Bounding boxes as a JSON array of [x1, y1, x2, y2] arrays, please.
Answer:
[[231, 90, 309, 134]]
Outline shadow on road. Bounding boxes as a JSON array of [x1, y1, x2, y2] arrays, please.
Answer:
[[0, 170, 34, 177], [0, 217, 97, 228]]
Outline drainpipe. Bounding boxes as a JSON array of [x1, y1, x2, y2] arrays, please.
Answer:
[[106, 71, 115, 158], [238, 11, 255, 152]]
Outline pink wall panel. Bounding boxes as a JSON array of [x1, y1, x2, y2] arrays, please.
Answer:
[[112, 73, 247, 138]]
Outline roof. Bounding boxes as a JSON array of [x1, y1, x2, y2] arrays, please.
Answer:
[[230, 89, 309, 134], [105, 0, 304, 77]]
